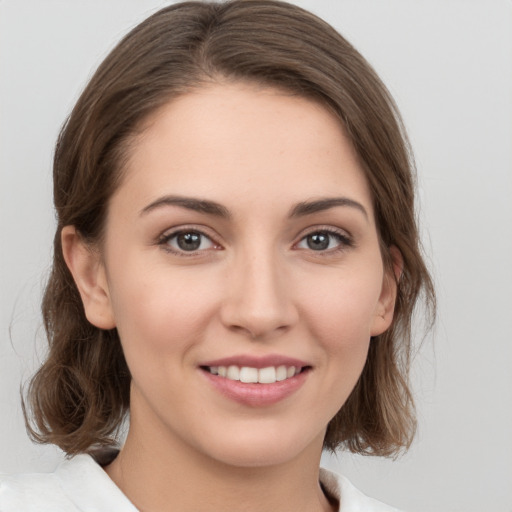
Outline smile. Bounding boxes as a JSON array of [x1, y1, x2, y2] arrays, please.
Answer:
[[199, 355, 311, 405], [204, 365, 302, 384]]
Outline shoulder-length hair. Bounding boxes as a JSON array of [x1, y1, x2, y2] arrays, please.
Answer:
[[24, 0, 435, 457]]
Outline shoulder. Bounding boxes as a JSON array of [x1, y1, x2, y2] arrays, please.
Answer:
[[0, 468, 78, 512], [320, 468, 404, 512], [0, 454, 137, 512]]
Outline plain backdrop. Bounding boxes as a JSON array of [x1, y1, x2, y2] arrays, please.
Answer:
[[1, 1, 511, 511]]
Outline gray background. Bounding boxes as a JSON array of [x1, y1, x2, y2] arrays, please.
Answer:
[[1, 1, 511, 511]]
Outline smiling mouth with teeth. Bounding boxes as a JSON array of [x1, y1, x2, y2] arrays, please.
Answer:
[[202, 365, 305, 384]]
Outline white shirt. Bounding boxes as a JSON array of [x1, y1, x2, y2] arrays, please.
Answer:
[[0, 454, 402, 511]]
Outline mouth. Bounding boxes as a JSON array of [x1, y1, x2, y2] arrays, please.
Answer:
[[199, 355, 312, 405], [200, 365, 308, 384]]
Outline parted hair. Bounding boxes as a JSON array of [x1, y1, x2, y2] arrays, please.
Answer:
[[24, 0, 435, 457]]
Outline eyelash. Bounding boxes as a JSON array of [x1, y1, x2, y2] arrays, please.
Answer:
[[295, 227, 354, 254], [157, 226, 354, 257], [157, 228, 220, 257]]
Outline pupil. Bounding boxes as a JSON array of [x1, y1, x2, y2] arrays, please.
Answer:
[[177, 232, 201, 251], [307, 233, 329, 250]]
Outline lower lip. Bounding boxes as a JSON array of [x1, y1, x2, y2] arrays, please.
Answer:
[[201, 368, 309, 407]]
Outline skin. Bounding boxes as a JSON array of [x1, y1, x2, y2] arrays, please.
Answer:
[[62, 82, 397, 512]]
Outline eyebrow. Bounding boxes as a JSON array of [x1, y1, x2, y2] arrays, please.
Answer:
[[140, 195, 368, 221], [140, 195, 231, 218], [289, 197, 369, 220]]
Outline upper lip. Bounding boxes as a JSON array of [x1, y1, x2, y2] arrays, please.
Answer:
[[200, 354, 310, 369]]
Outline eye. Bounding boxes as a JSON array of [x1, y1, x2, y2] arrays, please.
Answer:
[[159, 229, 218, 254], [296, 229, 352, 252]]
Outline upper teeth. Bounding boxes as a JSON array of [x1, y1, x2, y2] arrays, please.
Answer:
[[208, 365, 300, 384]]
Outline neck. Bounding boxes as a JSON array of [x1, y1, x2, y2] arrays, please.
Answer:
[[105, 418, 335, 512]]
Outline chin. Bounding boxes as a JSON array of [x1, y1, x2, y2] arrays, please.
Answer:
[[194, 424, 325, 469]]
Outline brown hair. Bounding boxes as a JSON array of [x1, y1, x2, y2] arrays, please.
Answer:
[[24, 0, 435, 457]]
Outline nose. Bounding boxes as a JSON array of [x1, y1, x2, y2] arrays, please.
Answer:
[[219, 248, 298, 340]]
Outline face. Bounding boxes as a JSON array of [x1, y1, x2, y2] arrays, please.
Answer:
[[66, 82, 397, 468]]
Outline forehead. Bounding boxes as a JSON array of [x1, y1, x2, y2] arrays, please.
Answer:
[[114, 82, 373, 218]]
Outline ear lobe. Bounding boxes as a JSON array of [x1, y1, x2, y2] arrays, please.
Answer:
[[370, 246, 402, 337], [61, 225, 116, 330]]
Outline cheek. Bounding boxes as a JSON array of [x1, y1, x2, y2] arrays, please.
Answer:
[[106, 260, 221, 361], [303, 266, 384, 345], [300, 266, 383, 407]]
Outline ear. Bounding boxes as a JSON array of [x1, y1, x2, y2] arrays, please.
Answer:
[[61, 225, 116, 330], [370, 245, 403, 336]]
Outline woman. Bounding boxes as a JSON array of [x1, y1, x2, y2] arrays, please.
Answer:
[[0, 1, 434, 510]]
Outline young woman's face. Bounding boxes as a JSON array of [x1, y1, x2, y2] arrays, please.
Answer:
[[84, 83, 396, 467]]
